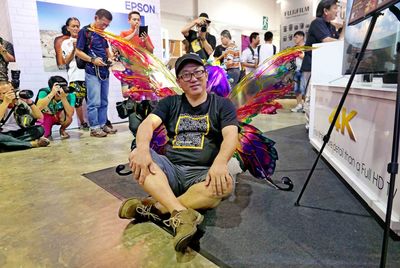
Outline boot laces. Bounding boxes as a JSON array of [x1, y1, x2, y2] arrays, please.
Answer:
[[136, 205, 161, 221]]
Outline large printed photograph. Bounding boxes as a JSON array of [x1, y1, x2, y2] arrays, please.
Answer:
[[36, 1, 144, 72]]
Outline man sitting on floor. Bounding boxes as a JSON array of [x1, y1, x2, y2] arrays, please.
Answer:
[[119, 53, 239, 252], [0, 81, 49, 151]]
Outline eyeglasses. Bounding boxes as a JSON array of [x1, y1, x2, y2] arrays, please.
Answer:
[[178, 69, 206, 82]]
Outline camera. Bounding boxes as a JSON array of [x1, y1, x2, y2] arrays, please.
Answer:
[[48, 75, 75, 94], [10, 70, 34, 99], [200, 25, 207, 33]]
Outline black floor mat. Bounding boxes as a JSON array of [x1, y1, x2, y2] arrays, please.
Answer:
[[83, 124, 400, 267]]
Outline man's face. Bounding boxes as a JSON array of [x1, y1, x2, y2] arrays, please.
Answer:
[[221, 35, 229, 46], [293, 34, 304, 45], [94, 16, 111, 31], [129, 14, 141, 29], [324, 4, 338, 21], [176, 63, 208, 97], [253, 35, 260, 46]]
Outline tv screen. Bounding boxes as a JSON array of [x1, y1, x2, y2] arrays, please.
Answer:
[[349, 0, 400, 25], [343, 0, 400, 75]]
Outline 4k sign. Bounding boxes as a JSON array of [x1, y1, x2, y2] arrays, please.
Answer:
[[329, 107, 357, 141]]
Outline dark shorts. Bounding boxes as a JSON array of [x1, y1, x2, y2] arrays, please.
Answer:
[[150, 149, 209, 196], [69, 81, 87, 107]]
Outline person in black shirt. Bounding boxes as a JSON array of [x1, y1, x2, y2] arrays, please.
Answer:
[[181, 13, 216, 60], [301, 0, 344, 129], [118, 53, 238, 252]]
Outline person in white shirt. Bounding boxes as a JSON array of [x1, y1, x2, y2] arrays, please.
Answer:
[[61, 17, 88, 130], [257, 31, 277, 66], [240, 32, 260, 75], [291, 31, 306, 113]]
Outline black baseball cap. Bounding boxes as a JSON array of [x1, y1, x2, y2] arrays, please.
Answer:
[[199, 12, 211, 23], [175, 53, 204, 76]]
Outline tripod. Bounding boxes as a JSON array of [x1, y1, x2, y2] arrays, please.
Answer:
[[294, 7, 400, 268]]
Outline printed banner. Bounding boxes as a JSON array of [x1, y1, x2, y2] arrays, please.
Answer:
[[36, 0, 161, 72]]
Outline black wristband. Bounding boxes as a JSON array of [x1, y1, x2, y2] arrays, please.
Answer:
[[28, 102, 34, 106]]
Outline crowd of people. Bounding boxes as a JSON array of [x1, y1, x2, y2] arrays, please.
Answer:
[[0, 0, 344, 252]]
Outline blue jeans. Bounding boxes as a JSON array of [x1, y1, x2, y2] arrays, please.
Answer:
[[85, 73, 109, 129], [293, 71, 305, 96]]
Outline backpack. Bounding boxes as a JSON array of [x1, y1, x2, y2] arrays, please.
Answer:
[[76, 25, 93, 69], [256, 44, 277, 58], [34, 88, 51, 105]]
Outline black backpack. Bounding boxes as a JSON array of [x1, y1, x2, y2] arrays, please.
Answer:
[[76, 25, 93, 69]]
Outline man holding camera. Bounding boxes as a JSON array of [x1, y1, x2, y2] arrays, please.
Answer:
[[0, 36, 15, 82], [36, 76, 75, 139], [0, 81, 49, 151], [181, 13, 216, 61], [75, 9, 116, 138]]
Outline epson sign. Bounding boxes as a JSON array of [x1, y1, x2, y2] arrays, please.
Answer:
[[125, 1, 156, 13]]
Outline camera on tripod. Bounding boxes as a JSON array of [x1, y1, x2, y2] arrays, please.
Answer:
[[10, 70, 34, 99]]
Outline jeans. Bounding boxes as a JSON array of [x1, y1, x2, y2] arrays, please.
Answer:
[[293, 71, 306, 95], [85, 73, 109, 129], [0, 125, 44, 151], [227, 68, 241, 88]]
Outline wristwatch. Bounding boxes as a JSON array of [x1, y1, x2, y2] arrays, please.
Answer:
[[90, 57, 96, 63]]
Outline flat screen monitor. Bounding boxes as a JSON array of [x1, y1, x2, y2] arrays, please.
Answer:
[[349, 0, 400, 25], [343, 0, 400, 75]]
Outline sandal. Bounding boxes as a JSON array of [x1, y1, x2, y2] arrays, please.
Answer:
[[60, 129, 70, 139]]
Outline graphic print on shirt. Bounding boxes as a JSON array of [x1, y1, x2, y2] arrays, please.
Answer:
[[172, 114, 210, 149]]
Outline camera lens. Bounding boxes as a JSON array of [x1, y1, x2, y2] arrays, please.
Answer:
[[16, 89, 34, 99], [201, 26, 207, 32]]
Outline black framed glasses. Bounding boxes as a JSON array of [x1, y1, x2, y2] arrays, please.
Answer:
[[178, 69, 206, 82]]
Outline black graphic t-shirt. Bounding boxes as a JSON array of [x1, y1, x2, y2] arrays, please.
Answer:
[[152, 93, 237, 166]]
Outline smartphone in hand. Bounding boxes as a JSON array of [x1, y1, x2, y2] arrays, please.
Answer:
[[139, 26, 148, 36]]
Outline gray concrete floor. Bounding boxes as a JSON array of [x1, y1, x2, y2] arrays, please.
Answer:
[[0, 99, 305, 267]]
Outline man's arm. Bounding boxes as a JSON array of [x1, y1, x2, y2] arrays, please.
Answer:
[[205, 125, 239, 196], [130, 114, 163, 184], [181, 17, 207, 37], [0, 91, 15, 120], [59, 92, 74, 117], [199, 32, 215, 56], [0, 42, 15, 63], [62, 40, 76, 65], [27, 101, 43, 120], [36, 86, 57, 111], [321, 36, 338, 42]]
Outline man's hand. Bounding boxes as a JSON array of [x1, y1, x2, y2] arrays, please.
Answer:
[[58, 88, 67, 99], [140, 31, 148, 42], [50, 83, 60, 96], [198, 30, 207, 40], [195, 17, 207, 26], [92, 57, 107, 67], [205, 159, 233, 196], [3, 90, 16, 104], [129, 148, 156, 185]]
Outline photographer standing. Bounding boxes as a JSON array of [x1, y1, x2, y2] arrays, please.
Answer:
[[0, 81, 49, 151], [36, 76, 75, 139], [181, 13, 216, 61], [61, 17, 89, 131], [0, 36, 15, 82], [75, 9, 115, 138]]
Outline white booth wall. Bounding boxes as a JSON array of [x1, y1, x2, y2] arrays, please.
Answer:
[[160, 0, 282, 52]]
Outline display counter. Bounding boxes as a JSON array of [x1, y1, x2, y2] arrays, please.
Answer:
[[309, 41, 400, 234]]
